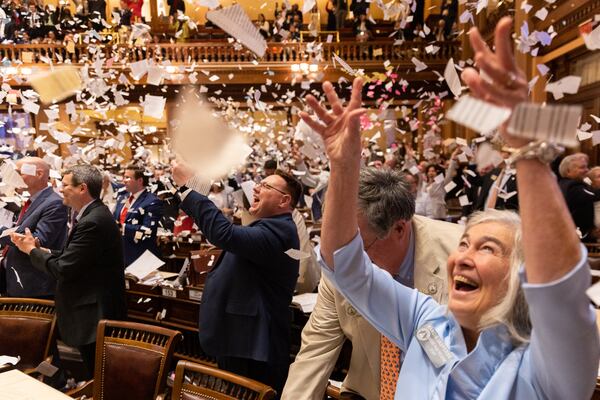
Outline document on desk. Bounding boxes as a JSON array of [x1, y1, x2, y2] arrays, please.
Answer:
[[0, 355, 19, 366], [125, 250, 165, 281], [0, 369, 72, 399]]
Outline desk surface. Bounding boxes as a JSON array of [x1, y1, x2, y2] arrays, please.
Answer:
[[0, 369, 71, 400]]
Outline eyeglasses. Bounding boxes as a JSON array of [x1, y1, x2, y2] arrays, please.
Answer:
[[257, 181, 289, 196]]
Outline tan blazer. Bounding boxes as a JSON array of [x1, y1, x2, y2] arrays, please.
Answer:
[[282, 216, 463, 400]]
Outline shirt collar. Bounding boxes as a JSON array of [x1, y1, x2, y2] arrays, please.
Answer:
[[128, 189, 145, 204], [28, 185, 51, 205], [76, 199, 95, 222], [395, 227, 415, 288]]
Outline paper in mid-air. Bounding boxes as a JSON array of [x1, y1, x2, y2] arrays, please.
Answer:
[[171, 93, 252, 180], [29, 67, 82, 104], [206, 4, 267, 57]]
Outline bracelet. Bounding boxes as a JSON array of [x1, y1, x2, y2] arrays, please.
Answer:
[[505, 141, 565, 167]]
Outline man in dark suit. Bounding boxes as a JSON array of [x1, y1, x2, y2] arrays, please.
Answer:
[[474, 164, 519, 212], [167, 0, 185, 16], [11, 164, 126, 379], [558, 153, 597, 242], [0, 157, 68, 298], [114, 165, 163, 266], [335, 0, 348, 29], [87, 0, 106, 19], [172, 162, 301, 398]]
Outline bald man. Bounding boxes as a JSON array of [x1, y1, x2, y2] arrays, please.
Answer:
[[588, 167, 600, 191], [0, 157, 68, 298]]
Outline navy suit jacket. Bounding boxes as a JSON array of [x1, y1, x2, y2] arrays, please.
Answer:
[[30, 200, 126, 346], [1, 186, 68, 297], [559, 178, 598, 242], [114, 190, 163, 266], [180, 191, 299, 366]]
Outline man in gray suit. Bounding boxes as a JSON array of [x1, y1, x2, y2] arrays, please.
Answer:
[[283, 168, 462, 399], [0, 157, 68, 298]]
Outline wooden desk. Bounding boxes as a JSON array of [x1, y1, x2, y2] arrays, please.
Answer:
[[0, 363, 15, 374], [0, 369, 71, 399]]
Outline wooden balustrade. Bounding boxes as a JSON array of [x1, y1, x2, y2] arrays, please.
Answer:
[[0, 40, 459, 67]]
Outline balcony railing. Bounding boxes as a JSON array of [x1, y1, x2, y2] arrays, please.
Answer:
[[0, 40, 459, 68]]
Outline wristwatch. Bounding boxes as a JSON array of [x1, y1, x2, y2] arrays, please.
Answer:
[[506, 141, 564, 167]]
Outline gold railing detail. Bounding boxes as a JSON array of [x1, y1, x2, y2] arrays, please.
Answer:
[[0, 40, 459, 67]]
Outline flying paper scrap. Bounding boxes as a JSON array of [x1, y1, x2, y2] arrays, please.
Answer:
[[507, 103, 582, 147], [240, 180, 256, 204], [0, 162, 27, 190], [411, 57, 428, 72], [332, 52, 357, 76], [171, 94, 253, 180], [292, 292, 318, 313], [198, 0, 220, 8], [143, 94, 166, 119], [302, 0, 316, 14], [582, 23, 600, 50], [29, 67, 82, 104], [206, 4, 267, 57], [447, 96, 511, 134], [294, 118, 326, 160], [444, 58, 462, 97], [545, 75, 581, 100], [285, 248, 312, 260]]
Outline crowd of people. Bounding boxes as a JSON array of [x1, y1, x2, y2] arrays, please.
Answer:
[[364, 137, 600, 245], [0, 0, 460, 46], [0, 0, 149, 44], [0, 4, 597, 400]]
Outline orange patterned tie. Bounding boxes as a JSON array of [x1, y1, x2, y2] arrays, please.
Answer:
[[380, 334, 401, 400]]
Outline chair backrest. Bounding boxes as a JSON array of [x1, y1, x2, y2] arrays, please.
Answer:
[[171, 361, 276, 400], [94, 320, 182, 400], [0, 298, 57, 370], [325, 383, 341, 399]]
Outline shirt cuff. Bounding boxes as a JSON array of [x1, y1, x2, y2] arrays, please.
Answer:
[[316, 231, 363, 280]]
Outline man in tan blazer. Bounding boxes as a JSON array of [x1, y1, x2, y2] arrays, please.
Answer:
[[282, 168, 463, 400]]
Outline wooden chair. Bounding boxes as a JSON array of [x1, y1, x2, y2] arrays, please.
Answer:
[[171, 360, 276, 400], [0, 298, 57, 374], [325, 383, 341, 399], [69, 320, 182, 400]]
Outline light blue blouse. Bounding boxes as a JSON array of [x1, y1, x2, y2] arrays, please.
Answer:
[[319, 233, 600, 399]]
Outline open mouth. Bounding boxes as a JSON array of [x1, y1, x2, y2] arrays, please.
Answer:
[[454, 275, 479, 292]]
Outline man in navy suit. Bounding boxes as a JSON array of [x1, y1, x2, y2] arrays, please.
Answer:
[[114, 165, 163, 266], [173, 162, 301, 398], [0, 157, 68, 298]]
